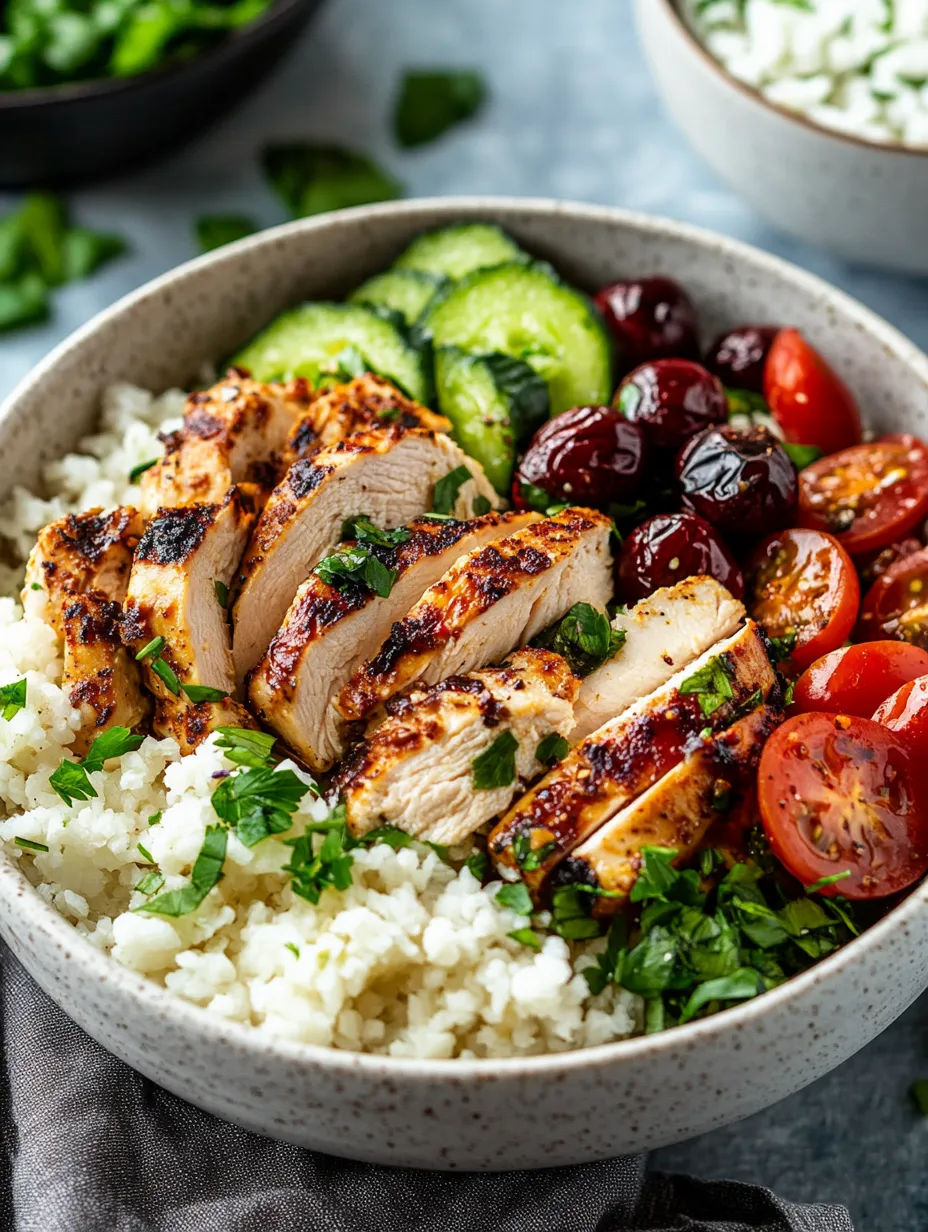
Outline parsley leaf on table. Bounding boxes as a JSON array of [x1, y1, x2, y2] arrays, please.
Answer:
[[195, 215, 258, 254], [263, 144, 403, 219], [393, 69, 487, 148]]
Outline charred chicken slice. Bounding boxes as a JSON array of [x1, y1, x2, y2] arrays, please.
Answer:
[[22, 506, 142, 634], [573, 576, 746, 742], [557, 704, 781, 909], [122, 489, 258, 752], [232, 426, 498, 685], [488, 620, 776, 894], [248, 510, 538, 771], [61, 594, 149, 755], [283, 374, 450, 465], [337, 507, 614, 723], [335, 649, 579, 848], [138, 371, 312, 517]]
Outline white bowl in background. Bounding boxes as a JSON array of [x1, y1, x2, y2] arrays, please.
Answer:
[[635, 0, 928, 274], [2, 198, 928, 1170]]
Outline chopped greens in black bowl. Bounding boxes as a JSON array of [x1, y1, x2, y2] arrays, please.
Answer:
[[0, 0, 326, 187]]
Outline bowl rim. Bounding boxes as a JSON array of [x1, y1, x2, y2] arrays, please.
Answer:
[[3, 193, 928, 1080], [659, 0, 928, 162], [0, 0, 312, 112]]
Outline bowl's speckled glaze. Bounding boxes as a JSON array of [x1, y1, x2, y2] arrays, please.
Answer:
[[2, 198, 928, 1170]]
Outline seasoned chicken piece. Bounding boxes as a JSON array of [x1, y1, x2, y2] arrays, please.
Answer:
[[558, 704, 781, 910], [248, 511, 538, 771], [122, 489, 258, 752], [61, 594, 149, 755], [489, 620, 776, 893], [573, 576, 746, 742], [22, 507, 142, 634], [335, 649, 579, 847], [138, 371, 312, 517], [283, 374, 450, 465], [232, 427, 498, 685], [337, 508, 614, 722]]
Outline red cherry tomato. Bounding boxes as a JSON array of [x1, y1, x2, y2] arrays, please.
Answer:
[[763, 328, 862, 455], [857, 545, 928, 648], [745, 528, 859, 671], [758, 711, 928, 899], [873, 676, 928, 760], [792, 642, 928, 718], [857, 536, 923, 592], [798, 434, 928, 557]]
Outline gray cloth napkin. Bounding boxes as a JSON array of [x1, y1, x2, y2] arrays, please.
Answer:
[[0, 946, 853, 1232]]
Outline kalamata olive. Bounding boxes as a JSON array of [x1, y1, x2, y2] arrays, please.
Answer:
[[704, 325, 781, 394], [615, 512, 744, 603], [614, 358, 727, 450], [594, 277, 700, 373], [513, 405, 649, 510], [675, 424, 797, 538]]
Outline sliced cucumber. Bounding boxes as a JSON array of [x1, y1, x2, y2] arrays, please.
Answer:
[[231, 302, 430, 403], [423, 263, 612, 414], [393, 223, 528, 282], [435, 347, 550, 494], [349, 269, 447, 326]]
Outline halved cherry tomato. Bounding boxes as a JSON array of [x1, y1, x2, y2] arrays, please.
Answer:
[[798, 434, 928, 557], [745, 528, 859, 670], [857, 545, 928, 649], [792, 641, 928, 718], [763, 328, 862, 455], [873, 676, 928, 760], [857, 536, 923, 591], [758, 711, 928, 899]]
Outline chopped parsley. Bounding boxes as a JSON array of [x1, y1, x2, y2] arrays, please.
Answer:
[[283, 804, 356, 905], [137, 842, 154, 863], [211, 764, 306, 847], [783, 678, 796, 707], [0, 678, 27, 720], [533, 603, 626, 677], [465, 849, 489, 881], [340, 515, 411, 549], [551, 884, 611, 941], [315, 544, 398, 598], [136, 825, 227, 917], [14, 836, 48, 852], [150, 656, 180, 696], [472, 730, 519, 790], [363, 825, 413, 850], [214, 579, 229, 609], [50, 725, 143, 805], [473, 495, 493, 516], [134, 636, 165, 662], [148, 811, 163, 827], [196, 215, 257, 254], [804, 870, 852, 894], [432, 465, 472, 515], [767, 631, 797, 663], [535, 732, 569, 766], [214, 727, 278, 769], [512, 830, 556, 872], [135, 870, 164, 896], [911, 1081, 928, 1116], [393, 69, 487, 148], [496, 882, 533, 915], [182, 684, 230, 704], [128, 458, 158, 483], [725, 387, 771, 422], [782, 442, 824, 470], [284, 941, 300, 959], [518, 481, 556, 513], [263, 143, 402, 220], [508, 927, 542, 950], [679, 655, 734, 717]]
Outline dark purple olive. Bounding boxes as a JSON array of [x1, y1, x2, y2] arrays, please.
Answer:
[[513, 405, 649, 510], [704, 325, 781, 394], [614, 358, 727, 450], [615, 512, 744, 603], [594, 277, 700, 373], [675, 424, 797, 538]]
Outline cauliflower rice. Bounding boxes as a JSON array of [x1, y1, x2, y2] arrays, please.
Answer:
[[0, 383, 641, 1058]]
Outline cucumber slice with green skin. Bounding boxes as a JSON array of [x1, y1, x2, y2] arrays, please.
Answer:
[[434, 347, 550, 494], [349, 269, 448, 326], [393, 223, 528, 281], [230, 303, 430, 403], [423, 263, 612, 415]]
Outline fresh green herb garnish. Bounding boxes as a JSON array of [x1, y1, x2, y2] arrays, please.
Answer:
[[49, 725, 143, 805], [211, 764, 306, 847], [432, 464, 472, 515], [518, 481, 557, 514], [150, 656, 180, 696], [912, 1081, 928, 1116], [30, 583, 42, 591], [49, 760, 97, 807], [512, 831, 556, 872], [364, 825, 414, 850], [768, 631, 797, 663], [340, 515, 411, 549], [782, 442, 824, 470], [465, 849, 489, 881], [473, 495, 493, 516], [508, 927, 542, 950], [284, 807, 356, 905], [535, 732, 569, 765], [315, 544, 398, 598], [393, 69, 487, 147], [783, 678, 796, 707], [472, 730, 519, 790], [135, 870, 164, 896], [196, 215, 258, 254], [551, 884, 606, 941], [135, 636, 165, 662], [533, 602, 626, 677], [148, 811, 163, 827], [137, 842, 154, 863], [679, 655, 734, 717], [215, 726, 278, 769], [725, 386, 771, 422], [136, 825, 227, 917], [0, 678, 27, 720], [263, 144, 402, 219], [14, 836, 48, 852], [804, 870, 852, 894], [129, 458, 158, 483], [182, 684, 230, 704], [496, 882, 533, 915], [284, 941, 300, 958], [214, 579, 229, 609]]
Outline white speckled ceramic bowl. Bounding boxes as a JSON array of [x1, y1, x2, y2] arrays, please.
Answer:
[[2, 198, 928, 1170], [635, 0, 928, 273]]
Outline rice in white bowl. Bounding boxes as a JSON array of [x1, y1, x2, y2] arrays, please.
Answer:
[[0, 384, 641, 1058]]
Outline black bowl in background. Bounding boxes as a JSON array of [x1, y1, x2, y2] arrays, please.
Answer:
[[0, 0, 326, 189]]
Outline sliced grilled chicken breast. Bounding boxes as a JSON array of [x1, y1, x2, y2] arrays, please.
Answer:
[[558, 704, 781, 909], [573, 576, 746, 742], [22, 507, 142, 634], [489, 620, 776, 893], [335, 649, 579, 847], [138, 371, 311, 517], [61, 594, 149, 755], [248, 511, 538, 771], [232, 427, 498, 685], [338, 508, 614, 722], [284, 374, 450, 465], [123, 489, 258, 751]]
